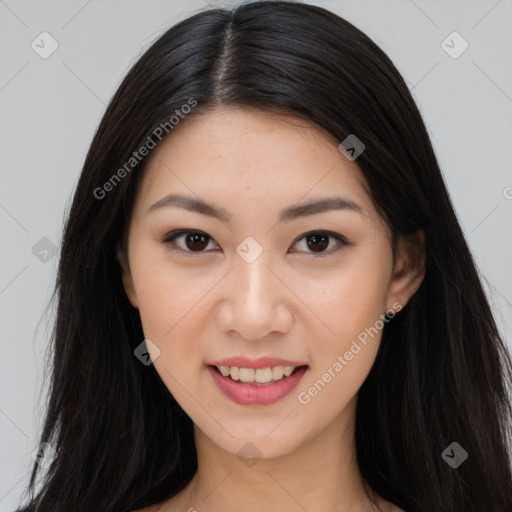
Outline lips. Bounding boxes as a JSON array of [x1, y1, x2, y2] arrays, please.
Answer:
[[207, 361, 309, 406], [208, 356, 308, 369]]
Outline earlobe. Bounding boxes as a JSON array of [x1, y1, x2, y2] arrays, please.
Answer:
[[115, 243, 139, 309], [386, 230, 426, 312]]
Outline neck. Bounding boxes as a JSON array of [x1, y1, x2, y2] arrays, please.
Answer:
[[180, 397, 383, 512]]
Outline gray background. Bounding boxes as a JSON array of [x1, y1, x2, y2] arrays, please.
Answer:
[[1, 0, 511, 509]]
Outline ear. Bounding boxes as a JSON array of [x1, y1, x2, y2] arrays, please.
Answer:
[[116, 242, 139, 309], [386, 229, 426, 312]]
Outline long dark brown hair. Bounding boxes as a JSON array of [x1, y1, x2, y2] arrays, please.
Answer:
[[17, 1, 512, 511]]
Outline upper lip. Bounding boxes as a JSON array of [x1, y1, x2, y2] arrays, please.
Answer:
[[208, 357, 308, 369]]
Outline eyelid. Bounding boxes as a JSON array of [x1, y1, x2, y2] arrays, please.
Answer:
[[162, 229, 349, 255], [162, 229, 219, 255], [289, 230, 349, 255]]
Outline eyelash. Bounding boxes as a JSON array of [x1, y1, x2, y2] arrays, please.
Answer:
[[162, 229, 350, 256]]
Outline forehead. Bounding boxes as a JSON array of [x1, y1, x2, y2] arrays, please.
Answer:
[[135, 107, 373, 218]]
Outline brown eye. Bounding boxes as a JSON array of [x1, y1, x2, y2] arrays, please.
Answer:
[[163, 229, 348, 256], [305, 233, 329, 252], [292, 231, 348, 255], [184, 232, 209, 251], [163, 230, 218, 253]]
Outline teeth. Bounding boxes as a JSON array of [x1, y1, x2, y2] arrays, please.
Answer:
[[217, 365, 300, 384], [283, 366, 294, 377], [255, 368, 273, 383], [239, 368, 255, 382], [272, 366, 284, 380]]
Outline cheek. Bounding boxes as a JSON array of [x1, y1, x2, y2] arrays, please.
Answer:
[[130, 253, 209, 357], [312, 260, 389, 340], [301, 251, 391, 396], [133, 263, 211, 408], [296, 272, 388, 419]]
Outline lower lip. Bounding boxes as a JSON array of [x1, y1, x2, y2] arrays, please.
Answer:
[[207, 365, 308, 406]]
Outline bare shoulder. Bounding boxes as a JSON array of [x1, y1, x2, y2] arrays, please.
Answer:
[[131, 504, 167, 512], [387, 503, 406, 512], [375, 496, 406, 512], [130, 484, 190, 512], [131, 502, 404, 512], [130, 496, 184, 512], [131, 495, 405, 512]]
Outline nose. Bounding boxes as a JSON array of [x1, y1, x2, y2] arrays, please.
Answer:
[[216, 248, 293, 340]]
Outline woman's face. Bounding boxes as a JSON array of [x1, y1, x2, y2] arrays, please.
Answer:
[[118, 107, 424, 459]]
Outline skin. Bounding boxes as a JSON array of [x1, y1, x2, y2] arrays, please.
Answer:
[[118, 107, 425, 512]]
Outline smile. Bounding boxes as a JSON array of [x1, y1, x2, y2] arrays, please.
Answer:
[[217, 364, 299, 384], [207, 364, 309, 406]]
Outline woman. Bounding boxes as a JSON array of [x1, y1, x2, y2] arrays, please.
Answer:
[[16, 1, 512, 511]]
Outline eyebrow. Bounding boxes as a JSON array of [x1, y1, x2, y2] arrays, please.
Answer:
[[147, 193, 365, 224]]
